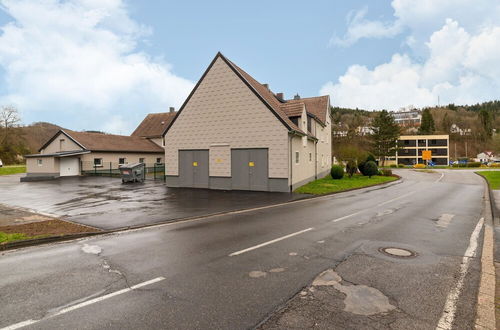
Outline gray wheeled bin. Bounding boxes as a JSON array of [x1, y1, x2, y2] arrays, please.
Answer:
[[119, 163, 146, 183]]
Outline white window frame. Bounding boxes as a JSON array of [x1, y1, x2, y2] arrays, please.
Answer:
[[118, 158, 126, 165], [37, 159, 43, 166]]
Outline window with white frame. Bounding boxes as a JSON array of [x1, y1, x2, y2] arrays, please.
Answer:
[[94, 158, 103, 167], [295, 151, 299, 164], [119, 158, 126, 165], [37, 159, 43, 166]]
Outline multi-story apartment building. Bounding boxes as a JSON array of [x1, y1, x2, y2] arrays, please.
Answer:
[[396, 135, 449, 166], [391, 109, 422, 127]]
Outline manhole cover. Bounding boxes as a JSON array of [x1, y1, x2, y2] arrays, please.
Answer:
[[379, 247, 417, 258]]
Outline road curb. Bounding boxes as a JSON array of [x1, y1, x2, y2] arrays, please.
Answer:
[[0, 175, 402, 252], [474, 173, 497, 330]]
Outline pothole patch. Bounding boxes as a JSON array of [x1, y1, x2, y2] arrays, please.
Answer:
[[379, 247, 417, 258], [312, 270, 396, 315], [81, 244, 102, 255], [249, 271, 267, 278]]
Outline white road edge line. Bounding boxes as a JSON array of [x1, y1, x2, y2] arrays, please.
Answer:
[[229, 228, 314, 256], [436, 217, 484, 330], [1, 277, 166, 330]]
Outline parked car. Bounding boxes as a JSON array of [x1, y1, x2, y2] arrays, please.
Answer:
[[0, 159, 3, 167]]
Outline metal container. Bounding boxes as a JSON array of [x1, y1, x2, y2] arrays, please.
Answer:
[[119, 163, 146, 183]]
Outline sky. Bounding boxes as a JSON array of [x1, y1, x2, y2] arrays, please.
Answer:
[[0, 0, 499, 134]]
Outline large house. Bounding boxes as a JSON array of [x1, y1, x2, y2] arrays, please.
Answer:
[[23, 130, 164, 181], [162, 52, 332, 192]]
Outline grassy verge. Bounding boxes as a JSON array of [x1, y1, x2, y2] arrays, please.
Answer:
[[0, 165, 26, 176], [0, 232, 45, 244], [295, 174, 398, 195], [476, 171, 500, 190]]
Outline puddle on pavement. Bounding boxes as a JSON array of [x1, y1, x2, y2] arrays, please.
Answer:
[[312, 269, 396, 316]]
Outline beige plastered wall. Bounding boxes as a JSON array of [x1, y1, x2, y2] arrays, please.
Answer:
[[26, 157, 59, 173], [41, 132, 84, 154]]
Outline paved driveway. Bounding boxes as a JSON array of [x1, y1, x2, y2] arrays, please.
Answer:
[[0, 176, 308, 230]]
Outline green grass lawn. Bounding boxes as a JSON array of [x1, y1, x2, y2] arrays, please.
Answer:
[[476, 171, 500, 190], [0, 232, 34, 244], [295, 174, 398, 195], [0, 165, 26, 176]]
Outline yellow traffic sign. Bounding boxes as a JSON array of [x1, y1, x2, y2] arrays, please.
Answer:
[[422, 150, 432, 160]]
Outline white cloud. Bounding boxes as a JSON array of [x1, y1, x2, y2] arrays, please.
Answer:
[[324, 2, 500, 110], [0, 0, 194, 134], [331, 7, 402, 47]]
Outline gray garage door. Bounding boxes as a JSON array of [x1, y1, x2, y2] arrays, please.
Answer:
[[179, 150, 209, 188], [231, 148, 269, 191]]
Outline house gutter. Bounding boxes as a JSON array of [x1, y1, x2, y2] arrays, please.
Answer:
[[289, 134, 293, 192]]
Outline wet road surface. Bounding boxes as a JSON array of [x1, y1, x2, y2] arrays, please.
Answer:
[[0, 176, 309, 230], [0, 170, 487, 329]]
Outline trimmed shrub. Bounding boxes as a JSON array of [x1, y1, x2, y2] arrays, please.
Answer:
[[345, 160, 357, 178], [466, 162, 481, 167], [330, 165, 344, 180], [364, 161, 378, 178], [413, 163, 426, 169], [382, 169, 393, 176], [390, 164, 397, 168], [398, 164, 405, 168], [358, 153, 376, 175]]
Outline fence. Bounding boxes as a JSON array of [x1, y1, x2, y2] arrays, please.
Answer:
[[81, 161, 165, 181]]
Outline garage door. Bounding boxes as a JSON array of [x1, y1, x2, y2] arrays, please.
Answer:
[[231, 149, 268, 191], [60, 158, 80, 176], [178, 150, 209, 188]]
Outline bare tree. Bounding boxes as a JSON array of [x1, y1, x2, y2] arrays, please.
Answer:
[[0, 105, 21, 145]]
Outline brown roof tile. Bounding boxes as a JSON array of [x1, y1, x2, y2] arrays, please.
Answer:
[[132, 112, 176, 138], [280, 102, 304, 117], [286, 96, 330, 125], [64, 130, 163, 153], [223, 57, 304, 134]]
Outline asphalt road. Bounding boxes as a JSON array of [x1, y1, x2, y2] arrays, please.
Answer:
[[0, 170, 487, 329], [0, 176, 308, 230]]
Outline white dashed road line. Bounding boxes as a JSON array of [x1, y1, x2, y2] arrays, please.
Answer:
[[1, 277, 166, 330], [436, 217, 484, 330], [229, 228, 314, 256]]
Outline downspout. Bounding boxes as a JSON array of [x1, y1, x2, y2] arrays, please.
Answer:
[[314, 140, 318, 179], [289, 134, 293, 192]]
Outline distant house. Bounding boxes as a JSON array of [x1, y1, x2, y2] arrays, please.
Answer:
[[23, 130, 163, 181], [390, 108, 422, 127], [132, 108, 177, 147], [162, 52, 332, 192], [476, 151, 497, 163], [450, 123, 471, 136]]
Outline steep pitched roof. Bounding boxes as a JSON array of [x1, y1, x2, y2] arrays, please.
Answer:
[[162, 52, 330, 137], [39, 130, 163, 153], [132, 112, 176, 138], [285, 96, 330, 125]]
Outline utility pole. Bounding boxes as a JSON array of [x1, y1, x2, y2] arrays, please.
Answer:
[[465, 140, 468, 158]]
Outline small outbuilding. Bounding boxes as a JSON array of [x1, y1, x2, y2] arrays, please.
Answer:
[[162, 52, 332, 192], [24, 130, 164, 181]]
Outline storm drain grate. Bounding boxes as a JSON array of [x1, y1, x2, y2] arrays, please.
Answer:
[[378, 247, 417, 258]]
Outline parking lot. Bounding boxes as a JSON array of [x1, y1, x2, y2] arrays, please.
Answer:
[[0, 175, 309, 230]]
